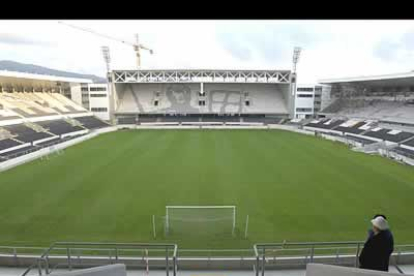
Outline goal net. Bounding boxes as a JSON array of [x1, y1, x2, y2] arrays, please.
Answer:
[[165, 206, 236, 237]]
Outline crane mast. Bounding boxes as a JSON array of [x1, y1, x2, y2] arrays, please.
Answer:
[[58, 21, 153, 69]]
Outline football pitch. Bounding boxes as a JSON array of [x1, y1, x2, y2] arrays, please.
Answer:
[[0, 129, 413, 249]]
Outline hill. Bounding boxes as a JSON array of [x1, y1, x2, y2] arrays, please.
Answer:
[[0, 60, 106, 83]]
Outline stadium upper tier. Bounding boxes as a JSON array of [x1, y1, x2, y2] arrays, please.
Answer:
[[321, 98, 414, 124], [0, 92, 86, 118], [115, 83, 289, 115]]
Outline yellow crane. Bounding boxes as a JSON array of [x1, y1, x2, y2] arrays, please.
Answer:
[[58, 21, 154, 69]]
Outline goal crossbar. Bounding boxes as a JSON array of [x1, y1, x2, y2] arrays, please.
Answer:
[[165, 205, 236, 236], [166, 206, 236, 209]]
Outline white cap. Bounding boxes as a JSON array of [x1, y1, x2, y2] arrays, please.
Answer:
[[371, 216, 389, 231]]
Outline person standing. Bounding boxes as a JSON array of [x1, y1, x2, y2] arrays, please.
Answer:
[[359, 215, 394, 271]]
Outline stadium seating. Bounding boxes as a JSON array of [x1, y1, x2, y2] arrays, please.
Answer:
[[305, 119, 343, 130], [138, 116, 159, 123], [37, 120, 85, 135], [0, 92, 58, 117], [334, 120, 372, 134], [117, 117, 137, 124], [116, 83, 289, 115], [392, 146, 414, 159], [0, 92, 88, 118], [0, 109, 21, 121], [0, 145, 39, 160], [403, 137, 414, 147], [179, 116, 201, 123], [364, 127, 414, 143], [74, 116, 110, 129], [0, 138, 21, 151], [321, 99, 414, 124], [2, 124, 52, 143]]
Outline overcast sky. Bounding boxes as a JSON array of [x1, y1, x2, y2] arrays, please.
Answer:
[[1, 20, 414, 83]]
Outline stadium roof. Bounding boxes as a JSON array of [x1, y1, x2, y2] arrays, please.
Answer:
[[0, 70, 92, 85], [319, 71, 414, 86]]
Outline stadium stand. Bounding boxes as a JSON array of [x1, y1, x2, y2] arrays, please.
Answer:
[[117, 117, 137, 124], [0, 92, 58, 117], [37, 120, 85, 135], [403, 137, 414, 147], [2, 124, 52, 143], [0, 109, 21, 121], [179, 116, 201, 123], [334, 120, 373, 134], [392, 146, 414, 159], [74, 116, 110, 129], [321, 99, 414, 124], [0, 138, 21, 151], [138, 116, 159, 123], [0, 91, 88, 117], [116, 83, 289, 115], [0, 145, 39, 160], [305, 118, 344, 130], [364, 127, 414, 143]]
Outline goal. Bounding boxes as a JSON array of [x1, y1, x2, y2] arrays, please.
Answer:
[[165, 206, 236, 236]]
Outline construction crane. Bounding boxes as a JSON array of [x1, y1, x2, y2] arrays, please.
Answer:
[[58, 21, 154, 69]]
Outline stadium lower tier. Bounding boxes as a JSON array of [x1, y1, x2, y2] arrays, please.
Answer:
[[115, 114, 288, 124], [0, 116, 111, 161], [304, 118, 414, 146]]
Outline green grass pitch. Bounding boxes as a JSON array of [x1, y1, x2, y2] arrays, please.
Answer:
[[0, 129, 413, 249]]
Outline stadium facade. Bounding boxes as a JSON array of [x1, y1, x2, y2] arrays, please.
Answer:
[[110, 69, 296, 123], [318, 71, 414, 124]]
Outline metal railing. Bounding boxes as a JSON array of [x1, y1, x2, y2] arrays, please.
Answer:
[[254, 242, 414, 276], [0, 241, 413, 276], [20, 242, 178, 276], [254, 241, 365, 276]]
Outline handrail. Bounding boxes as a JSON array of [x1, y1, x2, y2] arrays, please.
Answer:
[[19, 242, 178, 276], [7, 241, 414, 276], [253, 241, 414, 276]]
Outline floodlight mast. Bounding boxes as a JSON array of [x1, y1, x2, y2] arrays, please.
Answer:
[[58, 21, 154, 69], [292, 47, 301, 73], [101, 46, 111, 75]]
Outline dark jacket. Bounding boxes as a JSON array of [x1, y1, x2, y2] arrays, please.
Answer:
[[359, 230, 394, 271]]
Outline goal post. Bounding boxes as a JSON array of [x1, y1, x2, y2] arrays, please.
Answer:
[[165, 205, 236, 236]]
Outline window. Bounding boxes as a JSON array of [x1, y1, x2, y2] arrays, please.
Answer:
[[314, 94, 321, 98], [89, 87, 107, 91], [245, 100, 250, 106], [297, 94, 313, 98], [81, 87, 89, 92], [315, 87, 323, 92], [198, 100, 206, 106], [296, 108, 313, 112], [198, 91, 205, 96], [297, 87, 314, 92], [154, 100, 159, 106], [91, 107, 108, 112], [155, 92, 160, 97], [90, 94, 107, 98]]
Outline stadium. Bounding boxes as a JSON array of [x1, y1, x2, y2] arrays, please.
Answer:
[[1, 27, 414, 276]]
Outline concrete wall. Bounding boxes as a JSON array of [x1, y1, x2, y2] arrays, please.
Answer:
[[306, 263, 413, 276], [53, 264, 126, 276]]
